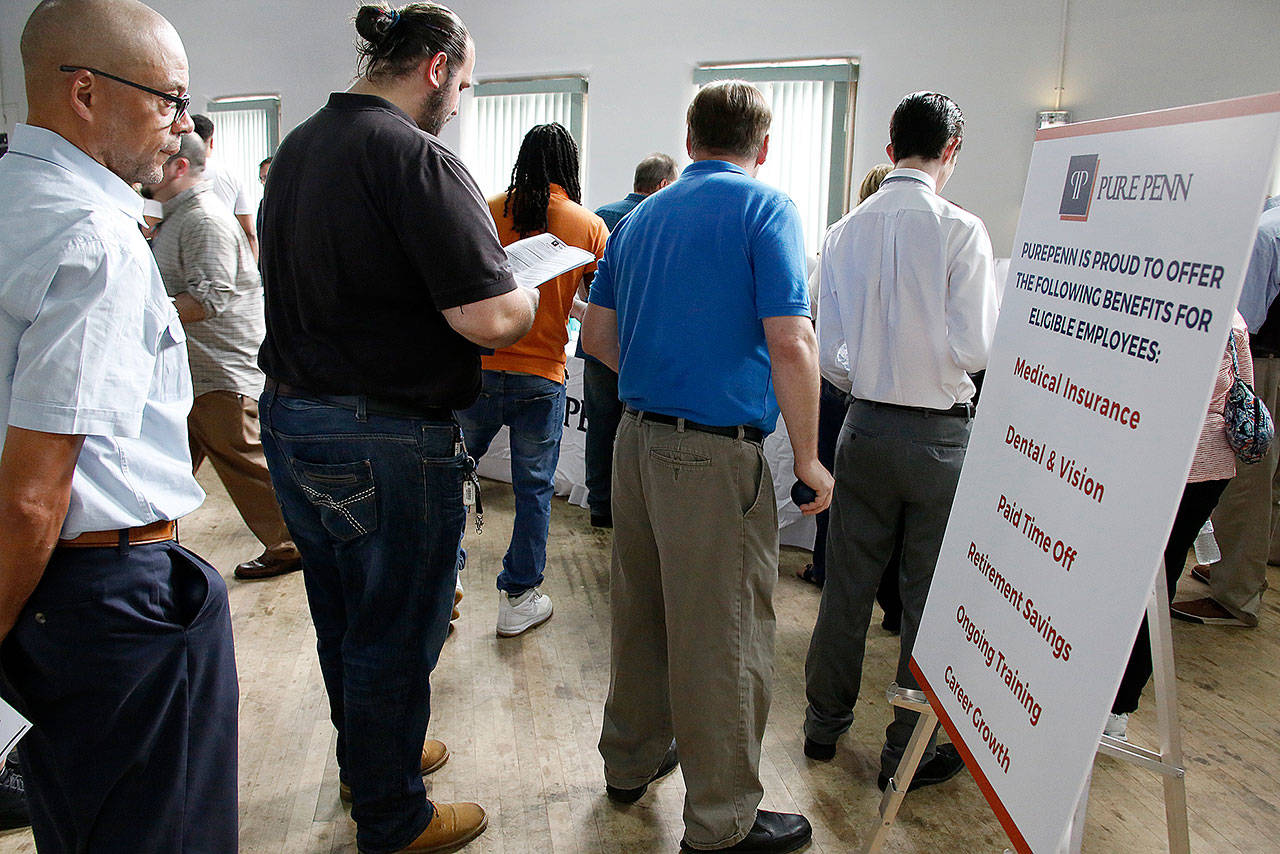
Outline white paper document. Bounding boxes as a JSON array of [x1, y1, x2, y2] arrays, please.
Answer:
[[0, 698, 30, 759], [504, 233, 595, 290]]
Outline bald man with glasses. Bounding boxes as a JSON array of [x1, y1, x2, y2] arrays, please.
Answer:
[[0, 1, 239, 851]]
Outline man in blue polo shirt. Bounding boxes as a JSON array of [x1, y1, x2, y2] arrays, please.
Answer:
[[582, 80, 832, 854]]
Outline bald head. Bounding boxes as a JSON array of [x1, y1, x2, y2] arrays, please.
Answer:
[[22, 0, 185, 101], [20, 0, 192, 183]]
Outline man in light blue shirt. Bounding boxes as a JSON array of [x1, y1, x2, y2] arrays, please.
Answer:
[[0, 1, 238, 849]]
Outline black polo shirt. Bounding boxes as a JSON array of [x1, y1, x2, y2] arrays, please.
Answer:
[[258, 93, 516, 410]]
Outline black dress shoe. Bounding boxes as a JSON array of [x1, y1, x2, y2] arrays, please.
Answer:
[[877, 743, 966, 792], [802, 737, 835, 761], [234, 551, 302, 580], [590, 511, 613, 529], [681, 810, 812, 853], [606, 741, 678, 803]]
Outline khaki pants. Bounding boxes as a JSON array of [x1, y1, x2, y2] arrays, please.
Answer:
[[599, 412, 778, 849], [189, 390, 295, 559], [1206, 353, 1280, 624]]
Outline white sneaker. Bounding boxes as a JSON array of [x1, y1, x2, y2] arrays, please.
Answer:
[[496, 588, 553, 637], [1104, 712, 1129, 741]]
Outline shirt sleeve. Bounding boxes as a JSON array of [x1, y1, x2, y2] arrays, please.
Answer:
[[816, 250, 852, 392], [1238, 222, 1280, 332], [588, 240, 617, 310], [751, 198, 811, 319], [946, 218, 1000, 372], [181, 214, 241, 318], [233, 177, 254, 216], [8, 239, 161, 438], [393, 144, 517, 310]]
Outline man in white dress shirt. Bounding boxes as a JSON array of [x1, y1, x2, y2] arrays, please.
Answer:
[[802, 91, 999, 792], [0, 1, 238, 849], [192, 112, 260, 260]]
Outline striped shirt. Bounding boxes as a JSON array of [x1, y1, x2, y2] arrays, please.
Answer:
[[151, 181, 266, 398]]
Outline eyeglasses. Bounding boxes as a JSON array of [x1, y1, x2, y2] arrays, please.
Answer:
[[59, 65, 191, 126]]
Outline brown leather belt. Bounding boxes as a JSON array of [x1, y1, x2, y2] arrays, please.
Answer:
[[59, 519, 177, 549]]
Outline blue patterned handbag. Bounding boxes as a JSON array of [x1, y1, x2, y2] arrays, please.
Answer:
[[1224, 333, 1274, 464]]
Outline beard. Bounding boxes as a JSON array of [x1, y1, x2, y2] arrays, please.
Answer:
[[101, 112, 174, 184], [416, 85, 453, 137]]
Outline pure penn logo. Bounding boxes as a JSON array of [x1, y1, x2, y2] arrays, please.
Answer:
[[1059, 154, 1099, 221]]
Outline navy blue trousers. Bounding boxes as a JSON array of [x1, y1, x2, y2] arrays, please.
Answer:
[[0, 540, 239, 853]]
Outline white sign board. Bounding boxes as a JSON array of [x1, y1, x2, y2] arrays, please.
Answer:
[[910, 93, 1280, 853]]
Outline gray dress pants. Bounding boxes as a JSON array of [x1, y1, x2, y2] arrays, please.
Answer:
[[804, 400, 970, 776]]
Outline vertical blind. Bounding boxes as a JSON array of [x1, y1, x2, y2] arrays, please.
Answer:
[[753, 80, 836, 256], [206, 98, 279, 212], [467, 92, 574, 198]]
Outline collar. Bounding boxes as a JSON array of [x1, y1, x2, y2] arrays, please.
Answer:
[[324, 92, 416, 127], [881, 167, 936, 194], [9, 123, 146, 223], [682, 160, 750, 179], [159, 179, 214, 218], [624, 192, 647, 203]]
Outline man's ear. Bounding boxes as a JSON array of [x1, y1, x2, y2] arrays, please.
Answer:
[[885, 142, 896, 163], [685, 127, 694, 159], [171, 157, 190, 179], [942, 135, 961, 164], [425, 51, 450, 88], [67, 70, 96, 123], [756, 133, 770, 167]]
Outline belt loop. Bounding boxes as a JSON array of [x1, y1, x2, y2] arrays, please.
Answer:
[[356, 395, 368, 423], [117, 528, 130, 556], [735, 425, 745, 441], [675, 417, 686, 434]]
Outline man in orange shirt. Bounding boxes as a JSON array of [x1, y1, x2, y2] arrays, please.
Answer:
[[459, 123, 607, 637]]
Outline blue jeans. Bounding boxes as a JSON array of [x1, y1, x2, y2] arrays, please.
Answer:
[[582, 357, 623, 518], [456, 370, 567, 594], [259, 385, 465, 853]]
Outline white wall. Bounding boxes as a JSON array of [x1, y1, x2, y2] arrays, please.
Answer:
[[3, 0, 1278, 251]]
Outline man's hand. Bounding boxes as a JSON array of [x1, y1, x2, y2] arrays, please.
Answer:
[[792, 455, 834, 515], [173, 292, 207, 323], [0, 428, 84, 640]]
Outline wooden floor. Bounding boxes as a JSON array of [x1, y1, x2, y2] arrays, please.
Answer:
[[2, 470, 1278, 853]]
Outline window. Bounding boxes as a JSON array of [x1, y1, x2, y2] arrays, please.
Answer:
[[205, 95, 281, 210], [694, 60, 857, 255], [459, 77, 587, 199]]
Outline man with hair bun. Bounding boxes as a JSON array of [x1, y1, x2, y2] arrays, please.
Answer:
[[804, 91, 999, 793], [258, 3, 537, 851], [0, 0, 239, 850], [583, 79, 832, 854]]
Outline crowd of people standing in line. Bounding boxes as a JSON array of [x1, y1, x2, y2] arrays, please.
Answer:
[[1, 1, 1278, 853]]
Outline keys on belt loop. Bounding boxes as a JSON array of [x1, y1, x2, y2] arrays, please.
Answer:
[[458, 436, 484, 535]]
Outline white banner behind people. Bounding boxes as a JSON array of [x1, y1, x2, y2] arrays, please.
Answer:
[[910, 93, 1280, 853]]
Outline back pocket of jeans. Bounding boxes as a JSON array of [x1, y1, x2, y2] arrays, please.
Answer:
[[291, 459, 378, 542]]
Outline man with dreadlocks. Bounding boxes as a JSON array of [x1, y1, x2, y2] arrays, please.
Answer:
[[457, 122, 608, 638]]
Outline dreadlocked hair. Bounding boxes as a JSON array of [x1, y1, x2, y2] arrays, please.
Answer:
[[503, 123, 582, 237]]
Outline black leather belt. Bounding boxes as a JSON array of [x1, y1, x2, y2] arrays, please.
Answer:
[[265, 378, 454, 421], [626, 407, 765, 444], [857, 399, 974, 419]]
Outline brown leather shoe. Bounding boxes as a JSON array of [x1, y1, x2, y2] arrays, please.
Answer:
[[340, 739, 449, 802], [396, 801, 487, 852], [234, 551, 302, 580]]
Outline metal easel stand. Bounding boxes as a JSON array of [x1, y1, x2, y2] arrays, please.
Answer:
[[861, 684, 937, 854], [862, 561, 1190, 854], [1059, 559, 1191, 854]]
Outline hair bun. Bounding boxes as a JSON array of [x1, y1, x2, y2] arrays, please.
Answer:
[[355, 5, 398, 44]]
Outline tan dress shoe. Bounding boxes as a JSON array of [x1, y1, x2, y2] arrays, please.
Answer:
[[396, 801, 487, 852], [340, 739, 450, 802]]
